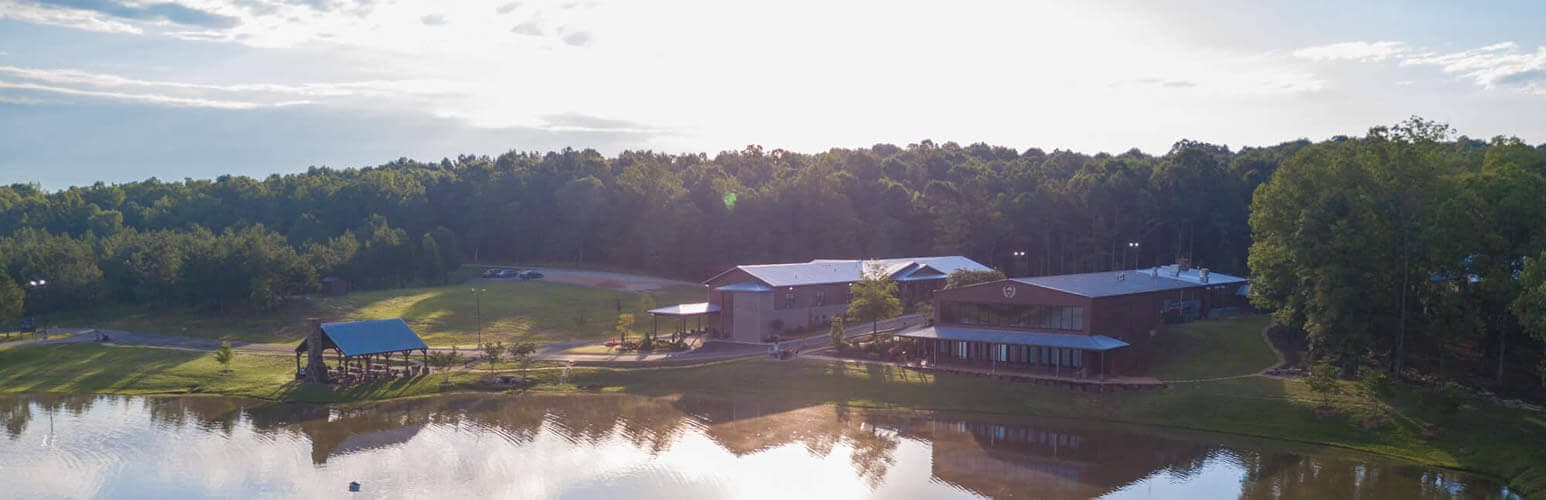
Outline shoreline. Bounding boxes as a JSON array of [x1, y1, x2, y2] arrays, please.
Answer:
[[2, 343, 1540, 497]]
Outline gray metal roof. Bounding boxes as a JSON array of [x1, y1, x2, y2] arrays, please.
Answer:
[[895, 326, 1131, 351], [715, 282, 773, 292], [648, 302, 721, 316], [1012, 266, 1248, 298], [317, 319, 428, 356], [733, 256, 990, 287]]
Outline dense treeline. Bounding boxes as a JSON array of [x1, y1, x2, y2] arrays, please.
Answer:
[[3, 121, 1545, 389], [1, 137, 1301, 318], [1251, 118, 1546, 389]]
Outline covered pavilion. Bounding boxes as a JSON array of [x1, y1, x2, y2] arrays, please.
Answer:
[[646, 302, 719, 342], [295, 319, 430, 384]]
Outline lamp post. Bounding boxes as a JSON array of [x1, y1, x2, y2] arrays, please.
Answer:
[[1126, 242, 1141, 269], [26, 279, 46, 341], [1012, 251, 1027, 276], [471, 288, 486, 350]]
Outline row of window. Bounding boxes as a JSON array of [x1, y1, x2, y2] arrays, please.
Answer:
[[940, 302, 1085, 331], [939, 340, 1084, 368], [783, 290, 830, 308]]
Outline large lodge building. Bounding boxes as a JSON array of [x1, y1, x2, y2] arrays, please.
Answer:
[[657, 256, 1249, 378], [654, 256, 991, 343], [897, 263, 1249, 378]]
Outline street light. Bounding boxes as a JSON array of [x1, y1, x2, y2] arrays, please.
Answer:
[[26, 279, 46, 341], [470, 288, 487, 350], [1125, 242, 1141, 269], [1012, 251, 1026, 276]]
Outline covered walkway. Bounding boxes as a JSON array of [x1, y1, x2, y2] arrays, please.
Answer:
[[893, 326, 1130, 380]]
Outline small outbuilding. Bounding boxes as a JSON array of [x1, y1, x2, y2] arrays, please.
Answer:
[[296, 318, 429, 384]]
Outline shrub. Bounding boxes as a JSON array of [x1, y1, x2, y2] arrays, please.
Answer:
[[1305, 362, 1342, 408], [1358, 366, 1393, 399]]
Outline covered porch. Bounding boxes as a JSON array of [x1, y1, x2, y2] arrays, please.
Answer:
[[646, 302, 720, 342], [893, 326, 1130, 380]]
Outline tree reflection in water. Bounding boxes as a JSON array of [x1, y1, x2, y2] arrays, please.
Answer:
[[0, 394, 1514, 499]]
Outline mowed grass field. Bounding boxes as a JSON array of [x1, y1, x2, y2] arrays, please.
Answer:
[[1147, 315, 1278, 380], [54, 278, 704, 347]]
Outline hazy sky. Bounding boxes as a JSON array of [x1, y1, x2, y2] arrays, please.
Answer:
[[4, 0, 1546, 188]]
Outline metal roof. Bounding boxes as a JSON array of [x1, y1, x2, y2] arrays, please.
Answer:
[[315, 319, 428, 356], [1011, 266, 1248, 298], [715, 282, 773, 292], [648, 302, 721, 316], [731, 256, 991, 287], [895, 326, 1131, 351]]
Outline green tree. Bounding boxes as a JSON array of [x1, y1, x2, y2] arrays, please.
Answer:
[[508, 342, 537, 378], [0, 275, 21, 337], [482, 341, 505, 371], [1305, 362, 1343, 408], [212, 342, 234, 374], [945, 268, 1007, 289], [829, 314, 847, 350], [427, 347, 464, 383], [616, 312, 635, 345], [848, 263, 902, 337]]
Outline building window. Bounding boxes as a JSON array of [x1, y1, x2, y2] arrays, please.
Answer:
[[815, 291, 826, 306], [939, 302, 1085, 330], [783, 292, 797, 308], [996, 344, 1008, 362], [955, 341, 968, 359]]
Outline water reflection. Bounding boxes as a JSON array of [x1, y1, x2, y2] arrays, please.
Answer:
[[0, 393, 1514, 499]]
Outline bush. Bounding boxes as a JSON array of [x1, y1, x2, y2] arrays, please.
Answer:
[[1358, 366, 1393, 400], [1433, 382, 1469, 414], [1305, 362, 1342, 408]]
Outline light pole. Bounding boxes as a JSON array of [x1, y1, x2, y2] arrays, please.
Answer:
[[471, 288, 486, 350], [26, 279, 46, 341], [1126, 242, 1141, 269], [1012, 251, 1026, 276]]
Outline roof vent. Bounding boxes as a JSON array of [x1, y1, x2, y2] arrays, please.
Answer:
[[1200, 268, 1210, 283], [1152, 266, 1159, 278], [1117, 272, 1126, 281]]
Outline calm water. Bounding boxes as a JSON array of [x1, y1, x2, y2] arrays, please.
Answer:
[[0, 393, 1516, 499]]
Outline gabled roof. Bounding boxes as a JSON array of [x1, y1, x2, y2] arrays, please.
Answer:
[[1011, 266, 1248, 298], [715, 256, 991, 288], [895, 326, 1130, 351], [299, 319, 428, 356]]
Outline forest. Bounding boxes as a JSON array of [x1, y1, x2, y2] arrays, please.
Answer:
[[2, 117, 1545, 392]]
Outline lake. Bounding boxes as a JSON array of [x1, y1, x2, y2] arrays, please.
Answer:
[[0, 393, 1517, 499]]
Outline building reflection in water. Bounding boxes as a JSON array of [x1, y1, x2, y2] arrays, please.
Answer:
[[0, 394, 1513, 499]]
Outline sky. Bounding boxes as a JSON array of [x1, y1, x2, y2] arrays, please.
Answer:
[[3, 0, 1546, 189]]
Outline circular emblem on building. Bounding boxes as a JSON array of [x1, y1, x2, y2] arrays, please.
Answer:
[[1002, 285, 1016, 298]]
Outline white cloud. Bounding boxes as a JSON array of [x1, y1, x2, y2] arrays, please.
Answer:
[[1292, 41, 1407, 62], [1401, 42, 1546, 93], [0, 65, 471, 111], [0, 80, 297, 109], [1295, 40, 1546, 95]]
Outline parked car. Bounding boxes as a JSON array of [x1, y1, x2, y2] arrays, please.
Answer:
[[496, 268, 521, 278], [518, 270, 544, 280], [19, 318, 35, 333]]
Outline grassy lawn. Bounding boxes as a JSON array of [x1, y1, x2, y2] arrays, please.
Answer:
[[52, 279, 704, 347], [1148, 315, 1278, 380]]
